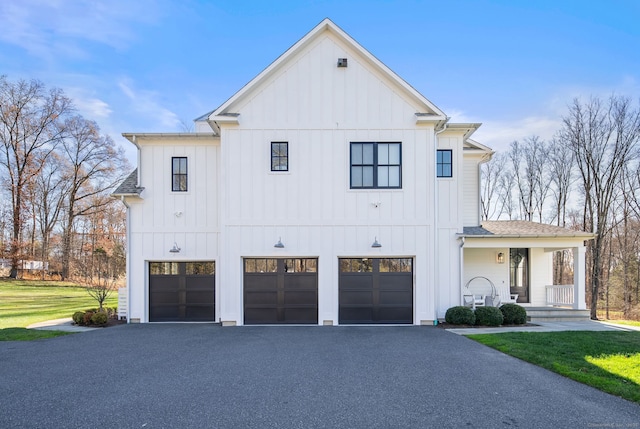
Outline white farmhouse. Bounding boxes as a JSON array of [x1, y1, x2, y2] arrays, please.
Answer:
[[113, 19, 592, 325]]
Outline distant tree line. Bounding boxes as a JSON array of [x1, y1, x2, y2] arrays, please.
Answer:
[[481, 95, 640, 320], [0, 76, 128, 285]]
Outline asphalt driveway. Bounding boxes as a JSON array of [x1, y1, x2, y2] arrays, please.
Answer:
[[1, 325, 638, 428]]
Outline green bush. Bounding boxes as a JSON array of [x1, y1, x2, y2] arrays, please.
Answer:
[[475, 306, 504, 326], [72, 311, 85, 325], [500, 303, 527, 325], [90, 311, 108, 326], [445, 306, 476, 325]]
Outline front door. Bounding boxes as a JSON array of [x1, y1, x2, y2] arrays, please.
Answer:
[[509, 248, 529, 303]]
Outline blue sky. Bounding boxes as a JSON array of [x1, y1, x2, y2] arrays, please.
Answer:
[[1, 0, 639, 162]]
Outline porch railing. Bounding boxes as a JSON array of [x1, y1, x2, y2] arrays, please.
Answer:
[[545, 285, 574, 307]]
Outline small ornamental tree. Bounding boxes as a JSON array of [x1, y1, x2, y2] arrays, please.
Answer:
[[85, 247, 115, 311]]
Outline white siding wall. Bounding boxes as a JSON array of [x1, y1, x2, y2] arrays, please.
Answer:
[[126, 136, 220, 322], [463, 155, 481, 226], [216, 31, 452, 324], [434, 134, 464, 317]]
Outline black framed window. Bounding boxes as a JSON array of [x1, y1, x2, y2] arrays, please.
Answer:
[[350, 142, 401, 189], [436, 149, 453, 177], [437, 150, 452, 177], [172, 157, 187, 191], [271, 142, 288, 171]]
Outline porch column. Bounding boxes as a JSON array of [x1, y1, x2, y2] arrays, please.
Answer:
[[573, 246, 587, 310]]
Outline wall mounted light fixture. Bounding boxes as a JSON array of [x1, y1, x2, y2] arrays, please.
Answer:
[[274, 237, 284, 248], [496, 252, 505, 264], [371, 237, 382, 248], [169, 242, 181, 253]]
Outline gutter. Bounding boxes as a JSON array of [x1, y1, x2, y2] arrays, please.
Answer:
[[458, 236, 465, 306]]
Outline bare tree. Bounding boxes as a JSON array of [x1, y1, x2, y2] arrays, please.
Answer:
[[33, 152, 69, 279], [481, 152, 507, 220], [560, 95, 640, 319], [57, 116, 128, 280], [508, 136, 550, 222], [0, 77, 72, 278]]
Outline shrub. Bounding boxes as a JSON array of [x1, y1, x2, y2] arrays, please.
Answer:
[[83, 311, 95, 326], [72, 311, 85, 325], [500, 304, 527, 325], [445, 306, 476, 325], [475, 306, 504, 326], [91, 311, 108, 326]]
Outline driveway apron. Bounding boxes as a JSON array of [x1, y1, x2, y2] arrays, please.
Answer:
[[1, 325, 638, 428]]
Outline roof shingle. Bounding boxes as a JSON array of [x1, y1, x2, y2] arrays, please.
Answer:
[[461, 221, 593, 238], [112, 169, 144, 196]]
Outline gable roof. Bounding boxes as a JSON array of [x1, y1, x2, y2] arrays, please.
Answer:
[[461, 221, 594, 238], [207, 18, 447, 124], [112, 169, 144, 197]]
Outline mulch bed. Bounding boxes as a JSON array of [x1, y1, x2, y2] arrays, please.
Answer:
[[436, 322, 538, 329]]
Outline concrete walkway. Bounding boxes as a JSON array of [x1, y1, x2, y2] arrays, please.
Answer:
[[27, 317, 98, 332], [446, 320, 640, 335]]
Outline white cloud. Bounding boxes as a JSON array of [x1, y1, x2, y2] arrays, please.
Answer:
[[118, 78, 181, 129], [473, 115, 562, 152], [0, 0, 165, 60], [66, 87, 113, 119]]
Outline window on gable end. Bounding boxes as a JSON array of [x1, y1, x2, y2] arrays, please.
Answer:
[[437, 149, 452, 178], [271, 142, 288, 171], [172, 157, 188, 191]]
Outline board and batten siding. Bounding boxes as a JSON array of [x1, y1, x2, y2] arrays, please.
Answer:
[[214, 29, 453, 324], [230, 33, 425, 130], [126, 136, 221, 322]]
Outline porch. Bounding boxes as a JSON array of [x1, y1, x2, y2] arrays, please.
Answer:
[[458, 221, 594, 313]]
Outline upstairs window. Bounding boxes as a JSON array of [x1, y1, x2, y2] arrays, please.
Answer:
[[350, 142, 401, 189], [172, 157, 188, 191], [271, 142, 288, 171], [437, 150, 452, 177]]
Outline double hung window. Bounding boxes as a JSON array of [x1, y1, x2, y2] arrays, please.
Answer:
[[437, 150, 452, 178], [271, 142, 288, 171], [172, 157, 188, 191]]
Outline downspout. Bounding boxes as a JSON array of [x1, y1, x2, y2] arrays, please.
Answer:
[[433, 121, 448, 321], [459, 236, 465, 306], [120, 195, 131, 323]]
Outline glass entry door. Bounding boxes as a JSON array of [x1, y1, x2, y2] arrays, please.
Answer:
[[509, 248, 529, 303]]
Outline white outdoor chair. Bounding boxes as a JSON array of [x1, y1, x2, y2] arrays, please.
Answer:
[[463, 276, 498, 309], [496, 284, 518, 306]]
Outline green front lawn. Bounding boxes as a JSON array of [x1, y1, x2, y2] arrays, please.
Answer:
[[0, 328, 71, 341], [0, 278, 118, 330], [468, 331, 640, 404]]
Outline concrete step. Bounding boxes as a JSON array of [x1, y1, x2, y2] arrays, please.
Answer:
[[526, 307, 591, 322]]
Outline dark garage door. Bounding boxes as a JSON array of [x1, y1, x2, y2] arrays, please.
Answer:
[[339, 258, 413, 324], [244, 258, 318, 324], [149, 262, 215, 322]]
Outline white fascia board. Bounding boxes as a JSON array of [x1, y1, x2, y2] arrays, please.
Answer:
[[211, 115, 240, 125], [415, 114, 448, 125]]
